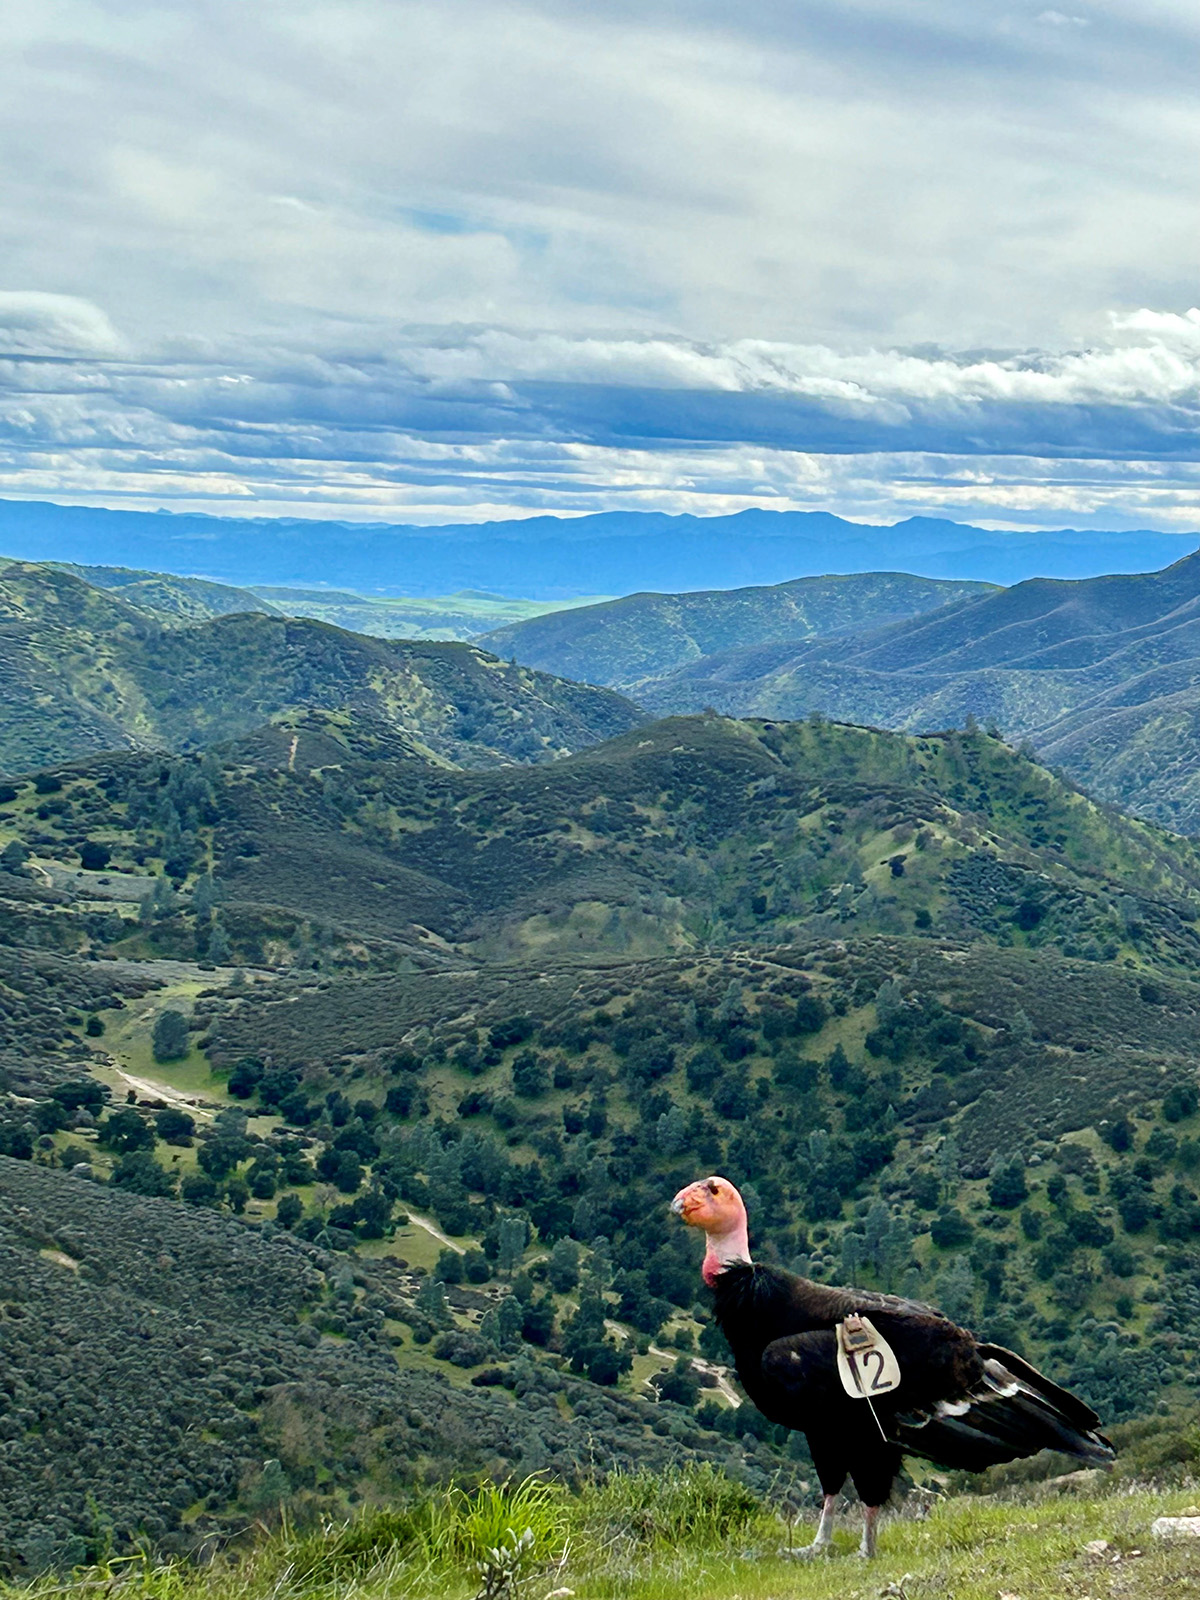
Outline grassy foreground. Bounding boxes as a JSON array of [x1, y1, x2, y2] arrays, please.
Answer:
[[15, 1471, 1200, 1600]]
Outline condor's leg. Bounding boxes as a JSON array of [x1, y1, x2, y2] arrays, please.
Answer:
[[859, 1504, 881, 1559], [850, 1443, 902, 1560], [788, 1442, 846, 1557]]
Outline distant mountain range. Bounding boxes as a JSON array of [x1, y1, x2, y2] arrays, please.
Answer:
[[0, 497, 1194, 596]]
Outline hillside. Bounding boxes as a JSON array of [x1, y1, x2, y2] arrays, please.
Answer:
[[0, 564, 642, 772], [480, 572, 994, 688], [638, 550, 1200, 828], [0, 1158, 728, 1572], [51, 564, 285, 624], [0, 497, 1195, 596], [0, 715, 1197, 1562], [20, 563, 608, 642], [13, 711, 1200, 968]]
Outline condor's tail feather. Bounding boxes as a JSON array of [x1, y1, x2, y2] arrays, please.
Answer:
[[893, 1344, 1115, 1473]]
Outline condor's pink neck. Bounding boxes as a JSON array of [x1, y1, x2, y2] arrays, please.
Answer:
[[702, 1222, 752, 1285]]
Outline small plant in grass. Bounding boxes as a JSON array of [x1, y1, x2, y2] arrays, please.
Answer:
[[474, 1526, 535, 1600]]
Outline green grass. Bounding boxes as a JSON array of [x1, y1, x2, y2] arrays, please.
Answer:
[[10, 1474, 1200, 1599]]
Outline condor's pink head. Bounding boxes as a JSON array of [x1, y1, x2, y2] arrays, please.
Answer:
[[672, 1175, 751, 1285]]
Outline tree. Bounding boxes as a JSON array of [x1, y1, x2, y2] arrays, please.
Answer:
[[497, 1214, 529, 1275], [32, 1100, 69, 1135], [1163, 1083, 1200, 1123], [435, 1248, 465, 1284], [275, 1192, 304, 1229], [547, 1237, 580, 1294], [79, 841, 111, 871], [85, 1015, 105, 1037], [110, 1151, 176, 1197], [463, 1248, 491, 1284], [0, 839, 28, 871], [152, 1009, 190, 1063], [152, 874, 177, 917], [352, 1185, 394, 1237], [197, 1137, 243, 1181], [181, 1171, 218, 1207], [52, 1079, 106, 1115], [929, 1207, 974, 1249], [511, 1050, 550, 1098], [988, 1155, 1029, 1210], [98, 1108, 155, 1155], [415, 1277, 454, 1330], [657, 1357, 700, 1407], [1102, 1116, 1136, 1153], [317, 1146, 364, 1194], [520, 1295, 556, 1347], [155, 1108, 195, 1145], [936, 1255, 976, 1324]]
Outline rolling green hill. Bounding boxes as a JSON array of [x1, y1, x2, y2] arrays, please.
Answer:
[[0, 713, 1197, 1564], [0, 564, 642, 773], [15, 711, 1200, 969], [49, 564, 286, 624], [480, 573, 995, 688], [636, 551, 1200, 828]]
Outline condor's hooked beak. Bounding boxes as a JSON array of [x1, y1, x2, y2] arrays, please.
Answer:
[[670, 1193, 686, 1215]]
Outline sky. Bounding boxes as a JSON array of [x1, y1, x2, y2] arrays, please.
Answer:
[[1, 0, 1198, 530]]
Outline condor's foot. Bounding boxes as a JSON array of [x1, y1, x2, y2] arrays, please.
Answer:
[[853, 1506, 882, 1559], [783, 1496, 837, 1558]]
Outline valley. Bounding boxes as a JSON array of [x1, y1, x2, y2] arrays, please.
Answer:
[[0, 548, 1195, 1574], [0, 696, 1196, 1566]]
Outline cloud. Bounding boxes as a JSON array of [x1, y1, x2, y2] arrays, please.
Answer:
[[1, 302, 1200, 528], [0, 294, 120, 359], [0, 4, 1198, 528]]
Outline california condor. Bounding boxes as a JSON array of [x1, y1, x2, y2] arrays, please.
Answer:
[[673, 1174, 1114, 1557]]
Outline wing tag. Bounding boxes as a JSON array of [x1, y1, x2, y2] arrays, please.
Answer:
[[836, 1314, 901, 1400]]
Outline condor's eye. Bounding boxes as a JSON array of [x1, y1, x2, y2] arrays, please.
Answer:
[[707, 1181, 719, 1194]]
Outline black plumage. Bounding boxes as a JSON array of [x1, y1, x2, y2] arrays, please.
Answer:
[[711, 1261, 1115, 1509]]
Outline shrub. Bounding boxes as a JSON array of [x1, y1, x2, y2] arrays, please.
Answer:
[[988, 1155, 1029, 1210], [98, 1107, 155, 1154], [930, 1208, 974, 1248], [511, 1050, 549, 1098], [1163, 1082, 1199, 1123], [155, 1107, 195, 1145], [151, 1008, 190, 1063], [580, 1465, 765, 1548], [109, 1151, 176, 1197], [432, 1330, 495, 1368], [792, 995, 828, 1034], [434, 1247, 465, 1284]]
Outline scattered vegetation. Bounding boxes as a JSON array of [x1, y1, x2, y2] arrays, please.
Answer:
[[0, 707, 1196, 1569]]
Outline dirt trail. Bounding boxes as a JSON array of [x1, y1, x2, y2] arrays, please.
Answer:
[[648, 1343, 742, 1407], [403, 1210, 466, 1253], [101, 1063, 219, 1120]]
